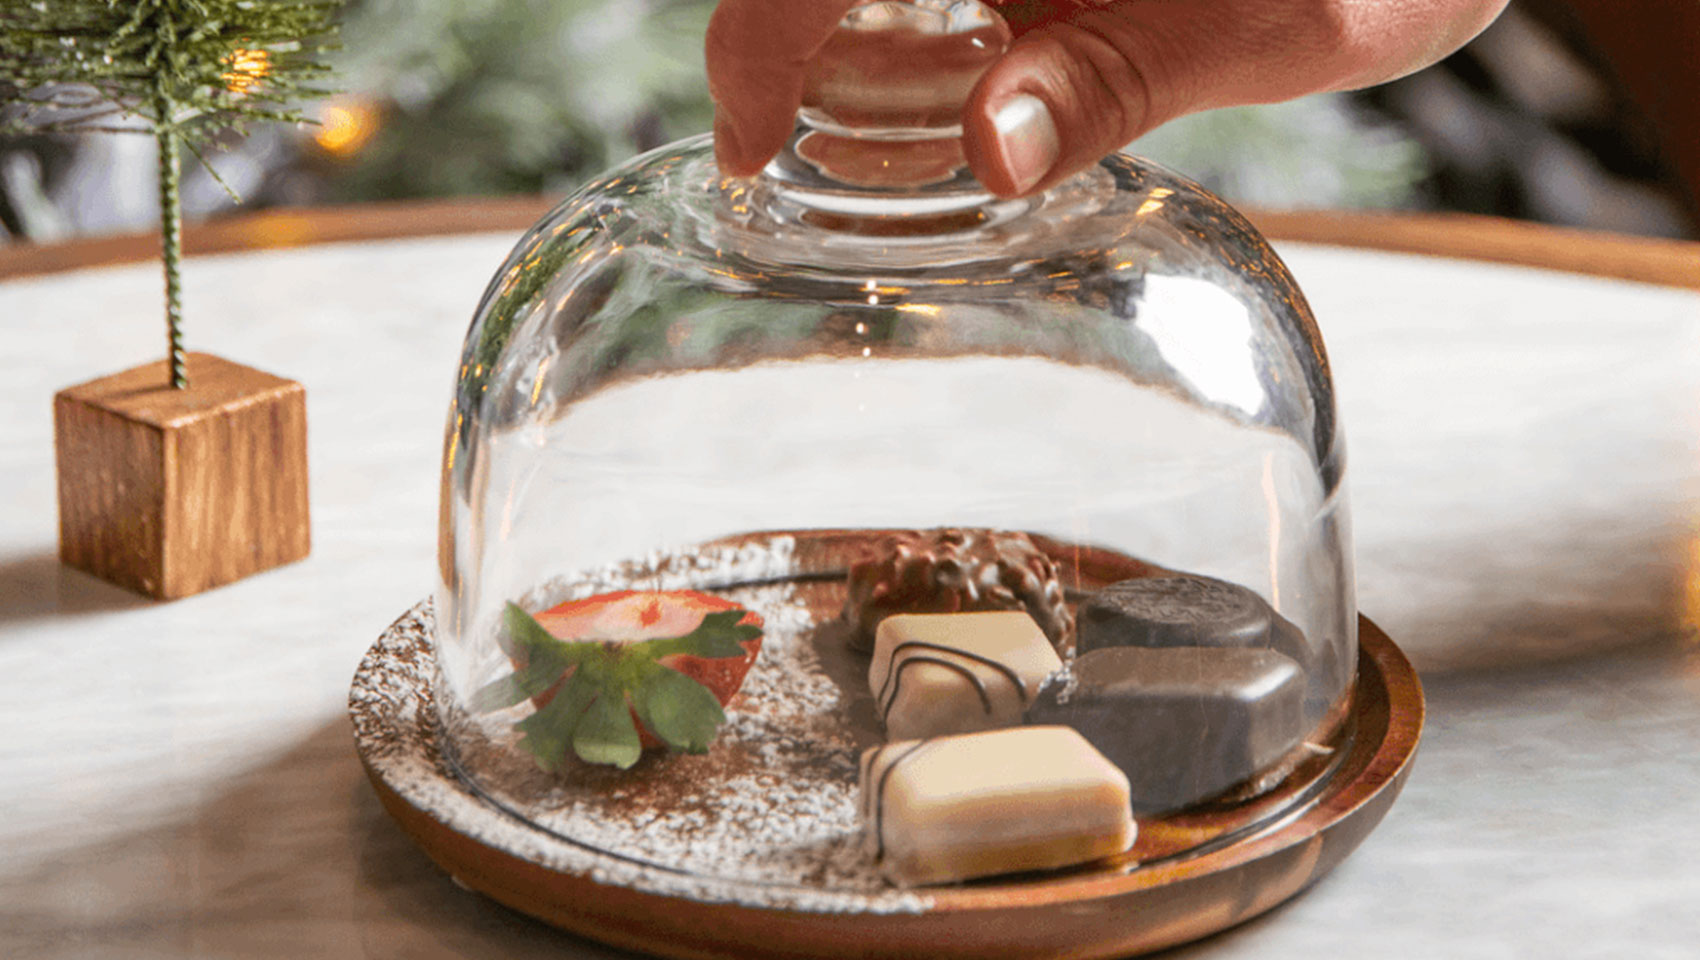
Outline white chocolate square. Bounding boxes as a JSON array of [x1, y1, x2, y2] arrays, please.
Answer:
[[868, 611, 1063, 741], [859, 726, 1137, 886]]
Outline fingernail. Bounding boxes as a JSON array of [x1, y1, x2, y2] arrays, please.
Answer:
[[991, 94, 1059, 194]]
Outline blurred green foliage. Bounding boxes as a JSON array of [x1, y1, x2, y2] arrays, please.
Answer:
[[0, 0, 1428, 242], [326, 0, 1420, 208], [1131, 98, 1424, 211], [327, 0, 714, 200]]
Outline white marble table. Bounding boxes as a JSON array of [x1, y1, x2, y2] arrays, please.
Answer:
[[2, 209, 1697, 959]]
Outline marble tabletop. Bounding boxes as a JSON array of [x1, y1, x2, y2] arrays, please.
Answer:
[[2, 217, 1698, 959]]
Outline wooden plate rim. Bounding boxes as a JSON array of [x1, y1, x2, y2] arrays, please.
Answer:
[[355, 608, 1421, 956]]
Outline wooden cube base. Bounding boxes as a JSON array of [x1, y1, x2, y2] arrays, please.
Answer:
[[54, 352, 310, 600]]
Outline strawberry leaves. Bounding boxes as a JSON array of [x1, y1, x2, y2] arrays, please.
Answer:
[[474, 601, 761, 771], [471, 603, 591, 713], [634, 667, 727, 753], [642, 610, 761, 660], [512, 668, 599, 772], [573, 685, 645, 768]]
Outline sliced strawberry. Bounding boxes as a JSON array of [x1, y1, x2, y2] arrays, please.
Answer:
[[529, 590, 763, 748]]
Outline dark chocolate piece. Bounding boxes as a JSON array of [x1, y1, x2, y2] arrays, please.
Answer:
[[1027, 646, 1306, 814], [1077, 576, 1273, 654], [1078, 575, 1344, 720], [842, 528, 1073, 654], [1270, 612, 1350, 718]]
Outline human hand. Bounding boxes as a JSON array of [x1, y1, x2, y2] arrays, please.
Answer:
[[707, 0, 1508, 197]]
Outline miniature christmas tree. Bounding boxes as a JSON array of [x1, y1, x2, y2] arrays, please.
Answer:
[[0, 0, 342, 387], [5, 2, 340, 598]]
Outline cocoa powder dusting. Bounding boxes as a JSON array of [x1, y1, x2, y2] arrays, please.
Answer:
[[352, 538, 931, 913]]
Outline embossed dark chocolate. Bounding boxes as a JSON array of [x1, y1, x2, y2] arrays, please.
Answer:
[[1078, 575, 1340, 717], [1270, 609, 1349, 717], [1027, 646, 1306, 813], [1077, 576, 1274, 653]]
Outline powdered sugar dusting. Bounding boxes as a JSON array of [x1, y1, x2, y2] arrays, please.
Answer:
[[352, 537, 931, 914], [1042, 662, 1080, 705]]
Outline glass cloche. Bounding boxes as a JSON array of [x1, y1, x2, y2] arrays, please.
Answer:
[[433, 0, 1354, 893]]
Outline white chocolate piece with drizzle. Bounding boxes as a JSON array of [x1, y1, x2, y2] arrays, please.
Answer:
[[859, 726, 1137, 886], [868, 611, 1063, 741]]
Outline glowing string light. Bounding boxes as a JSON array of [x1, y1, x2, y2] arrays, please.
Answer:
[[314, 99, 382, 158], [222, 47, 270, 95]]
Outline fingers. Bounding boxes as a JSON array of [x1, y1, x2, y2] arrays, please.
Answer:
[[709, 0, 1509, 194], [706, 0, 859, 177], [964, 12, 1151, 198], [965, 0, 1510, 196]]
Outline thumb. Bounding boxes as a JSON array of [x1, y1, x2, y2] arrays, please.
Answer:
[[963, 0, 1508, 197]]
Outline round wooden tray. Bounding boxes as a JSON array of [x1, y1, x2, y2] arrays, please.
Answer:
[[352, 591, 1422, 959]]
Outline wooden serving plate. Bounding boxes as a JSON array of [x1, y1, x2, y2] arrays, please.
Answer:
[[352, 535, 1422, 959]]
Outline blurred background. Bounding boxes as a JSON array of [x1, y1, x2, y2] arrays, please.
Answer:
[[1, 0, 1695, 244]]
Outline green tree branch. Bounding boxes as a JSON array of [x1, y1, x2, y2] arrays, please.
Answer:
[[0, 0, 342, 387]]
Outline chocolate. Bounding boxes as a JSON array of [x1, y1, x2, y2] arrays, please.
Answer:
[[1077, 576, 1274, 654], [842, 529, 1073, 654], [1271, 609, 1349, 718], [869, 611, 1063, 741], [1078, 575, 1340, 717], [859, 726, 1137, 886], [1028, 646, 1307, 814]]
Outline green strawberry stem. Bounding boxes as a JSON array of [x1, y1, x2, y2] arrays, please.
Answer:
[[473, 602, 761, 771]]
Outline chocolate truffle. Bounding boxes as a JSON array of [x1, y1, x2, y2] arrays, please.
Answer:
[[1028, 646, 1306, 813], [859, 726, 1137, 886], [842, 528, 1073, 654]]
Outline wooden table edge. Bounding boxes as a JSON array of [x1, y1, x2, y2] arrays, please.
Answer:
[[2, 198, 1695, 290], [1249, 208, 1699, 291]]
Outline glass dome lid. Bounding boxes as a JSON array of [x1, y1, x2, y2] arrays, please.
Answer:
[[434, 0, 1353, 894]]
